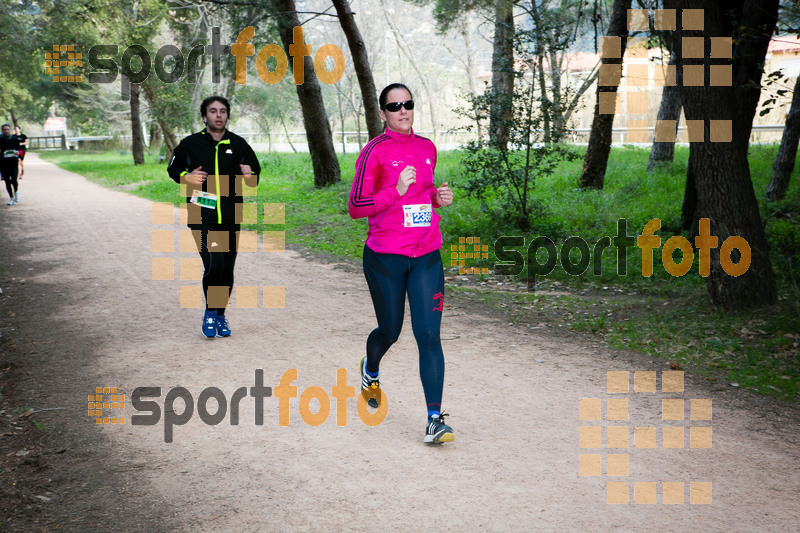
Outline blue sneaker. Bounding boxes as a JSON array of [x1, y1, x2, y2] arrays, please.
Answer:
[[202, 310, 217, 338], [215, 314, 231, 337]]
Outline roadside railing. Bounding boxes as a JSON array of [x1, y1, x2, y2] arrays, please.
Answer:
[[27, 124, 790, 153]]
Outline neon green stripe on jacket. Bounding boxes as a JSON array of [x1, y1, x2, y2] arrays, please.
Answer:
[[214, 139, 231, 224]]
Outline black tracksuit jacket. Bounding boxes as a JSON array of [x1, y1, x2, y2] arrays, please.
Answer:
[[167, 129, 261, 227]]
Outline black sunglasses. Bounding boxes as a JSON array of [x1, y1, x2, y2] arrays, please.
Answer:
[[383, 100, 415, 112]]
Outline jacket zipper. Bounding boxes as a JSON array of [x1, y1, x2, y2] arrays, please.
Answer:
[[214, 139, 231, 224]]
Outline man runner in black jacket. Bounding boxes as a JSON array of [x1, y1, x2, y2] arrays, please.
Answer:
[[14, 126, 27, 177], [168, 96, 261, 337], [0, 124, 21, 206]]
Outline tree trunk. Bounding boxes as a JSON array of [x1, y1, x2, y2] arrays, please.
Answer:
[[562, 65, 599, 129], [149, 120, 162, 153], [279, 113, 298, 153], [130, 80, 145, 165], [766, 74, 800, 201], [191, 18, 209, 125], [141, 83, 178, 164], [331, 0, 383, 140], [549, 50, 565, 143], [337, 96, 346, 153], [460, 21, 482, 140], [538, 55, 551, 144], [275, 0, 340, 187], [675, 0, 778, 309], [647, 51, 682, 171], [160, 121, 179, 164], [9, 109, 18, 129], [578, 0, 631, 189], [224, 78, 237, 104], [680, 159, 698, 232], [490, 0, 514, 149], [354, 107, 363, 149]]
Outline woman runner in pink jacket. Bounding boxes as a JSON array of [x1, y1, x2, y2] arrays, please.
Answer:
[[349, 83, 455, 444]]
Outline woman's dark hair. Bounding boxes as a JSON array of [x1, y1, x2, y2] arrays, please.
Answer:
[[379, 83, 413, 110], [200, 95, 230, 117]]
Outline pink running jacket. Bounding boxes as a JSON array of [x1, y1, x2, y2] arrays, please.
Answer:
[[349, 128, 443, 257]]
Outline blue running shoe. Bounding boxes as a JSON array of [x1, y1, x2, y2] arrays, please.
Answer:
[[202, 310, 217, 338], [215, 314, 231, 337]]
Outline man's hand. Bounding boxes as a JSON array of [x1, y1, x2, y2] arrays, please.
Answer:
[[396, 165, 416, 196], [183, 166, 207, 186], [434, 182, 453, 207], [240, 163, 257, 187]]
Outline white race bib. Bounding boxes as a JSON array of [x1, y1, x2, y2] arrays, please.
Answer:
[[403, 204, 432, 227], [190, 190, 218, 210]]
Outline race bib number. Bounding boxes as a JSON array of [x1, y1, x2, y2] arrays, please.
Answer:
[[3, 150, 17, 158], [190, 190, 218, 210], [403, 204, 432, 228]]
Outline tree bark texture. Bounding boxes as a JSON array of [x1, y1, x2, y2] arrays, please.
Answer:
[[149, 120, 162, 152], [331, 0, 383, 140], [647, 50, 682, 171], [578, 0, 631, 189], [548, 50, 565, 143], [490, 0, 514, 149], [141, 83, 178, 164], [275, 0, 340, 187], [130, 80, 145, 166], [675, 0, 778, 308], [537, 55, 551, 144], [766, 74, 800, 201]]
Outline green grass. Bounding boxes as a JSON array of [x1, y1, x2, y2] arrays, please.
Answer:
[[252, 153, 367, 257], [40, 150, 368, 256], [40, 152, 185, 204], [40, 145, 800, 400]]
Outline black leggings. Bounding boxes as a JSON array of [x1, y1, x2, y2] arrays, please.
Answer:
[[363, 245, 445, 414], [2, 165, 18, 198], [192, 227, 238, 314]]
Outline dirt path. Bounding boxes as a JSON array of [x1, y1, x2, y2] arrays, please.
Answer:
[[1, 153, 799, 532]]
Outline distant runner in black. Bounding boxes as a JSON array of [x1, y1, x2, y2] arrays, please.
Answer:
[[0, 124, 22, 206], [13, 126, 27, 177], [167, 96, 261, 338]]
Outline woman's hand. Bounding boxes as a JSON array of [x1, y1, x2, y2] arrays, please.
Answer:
[[184, 166, 207, 186], [396, 165, 416, 196], [435, 182, 453, 207]]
